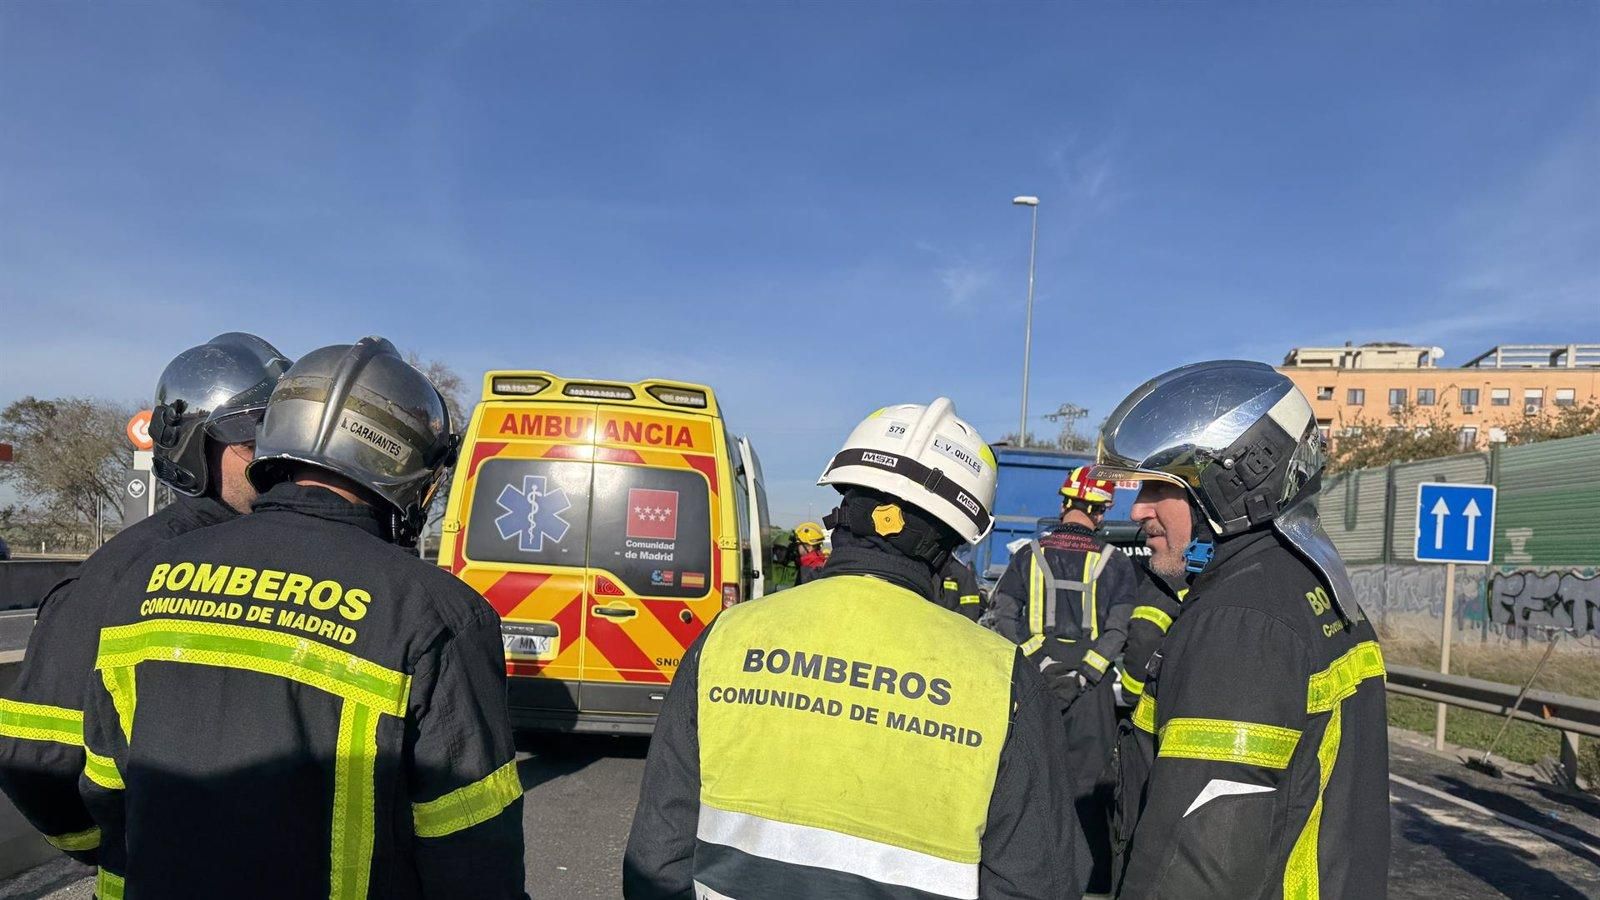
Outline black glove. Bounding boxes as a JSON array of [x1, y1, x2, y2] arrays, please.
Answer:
[[1040, 660, 1087, 712]]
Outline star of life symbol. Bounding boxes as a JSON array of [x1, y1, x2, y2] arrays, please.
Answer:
[[495, 475, 572, 552]]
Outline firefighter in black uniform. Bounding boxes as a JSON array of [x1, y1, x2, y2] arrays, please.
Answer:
[[990, 465, 1137, 896], [1116, 563, 1187, 706], [1096, 360, 1388, 899], [0, 333, 289, 867], [79, 337, 527, 900], [937, 554, 986, 622], [624, 398, 1083, 899]]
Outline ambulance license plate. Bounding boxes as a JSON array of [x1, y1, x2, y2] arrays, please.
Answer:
[[503, 634, 554, 659]]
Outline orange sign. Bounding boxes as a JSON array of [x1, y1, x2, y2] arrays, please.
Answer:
[[127, 410, 154, 450]]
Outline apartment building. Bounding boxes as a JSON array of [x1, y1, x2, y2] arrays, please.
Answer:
[[1278, 343, 1600, 450]]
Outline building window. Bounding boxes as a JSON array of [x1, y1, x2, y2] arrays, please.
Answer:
[[1316, 420, 1332, 444], [1458, 427, 1478, 450], [1524, 388, 1544, 410], [1389, 388, 1407, 408], [1556, 388, 1576, 407], [1491, 388, 1511, 406], [1317, 386, 1334, 401], [1347, 388, 1365, 406], [1416, 388, 1436, 406], [1459, 388, 1480, 408]]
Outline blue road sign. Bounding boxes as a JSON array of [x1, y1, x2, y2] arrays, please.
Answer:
[[1414, 482, 1496, 564]]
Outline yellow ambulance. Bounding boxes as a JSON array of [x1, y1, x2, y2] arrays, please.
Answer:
[[437, 371, 770, 733]]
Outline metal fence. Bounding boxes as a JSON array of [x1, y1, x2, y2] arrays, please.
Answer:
[[1321, 432, 1600, 647]]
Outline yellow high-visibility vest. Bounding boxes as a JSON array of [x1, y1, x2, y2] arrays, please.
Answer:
[[696, 575, 1014, 900]]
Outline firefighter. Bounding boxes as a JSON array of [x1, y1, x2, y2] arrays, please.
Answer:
[[792, 520, 829, 585], [78, 337, 527, 900], [989, 465, 1137, 896], [623, 398, 1083, 900], [938, 553, 986, 622], [1116, 563, 1187, 706], [1096, 360, 1388, 899], [0, 332, 290, 867]]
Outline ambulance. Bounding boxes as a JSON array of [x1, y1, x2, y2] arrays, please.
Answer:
[[437, 371, 771, 733]]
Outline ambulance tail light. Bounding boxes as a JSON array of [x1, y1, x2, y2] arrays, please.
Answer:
[[563, 382, 636, 401], [647, 385, 709, 408], [722, 583, 741, 608], [491, 376, 550, 396]]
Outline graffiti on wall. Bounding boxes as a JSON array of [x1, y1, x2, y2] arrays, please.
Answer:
[[1348, 564, 1486, 621], [1490, 570, 1600, 636]]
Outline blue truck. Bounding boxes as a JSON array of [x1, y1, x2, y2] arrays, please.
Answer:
[[968, 445, 1146, 585]]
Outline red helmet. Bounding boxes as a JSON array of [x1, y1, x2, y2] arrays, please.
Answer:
[[1060, 465, 1116, 506]]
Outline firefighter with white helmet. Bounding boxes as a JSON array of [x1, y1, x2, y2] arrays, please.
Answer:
[[990, 464, 1139, 895], [625, 398, 1083, 899]]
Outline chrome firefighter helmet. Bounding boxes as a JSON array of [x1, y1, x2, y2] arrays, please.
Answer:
[[247, 337, 458, 545], [150, 333, 292, 497], [1094, 360, 1358, 617], [818, 398, 997, 544]]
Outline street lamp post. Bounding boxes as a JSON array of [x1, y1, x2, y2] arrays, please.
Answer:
[[1013, 195, 1040, 445]]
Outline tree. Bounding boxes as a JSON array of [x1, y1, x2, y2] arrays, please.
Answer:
[[1326, 403, 1462, 474], [1502, 400, 1600, 446], [405, 354, 470, 552], [0, 397, 135, 530]]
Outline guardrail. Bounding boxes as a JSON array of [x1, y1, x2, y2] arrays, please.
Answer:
[[1387, 664, 1600, 787]]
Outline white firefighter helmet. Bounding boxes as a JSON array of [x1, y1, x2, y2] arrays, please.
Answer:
[[817, 398, 997, 544]]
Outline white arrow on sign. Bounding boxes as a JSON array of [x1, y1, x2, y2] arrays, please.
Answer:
[[1463, 497, 1481, 551], [1431, 496, 1450, 549]]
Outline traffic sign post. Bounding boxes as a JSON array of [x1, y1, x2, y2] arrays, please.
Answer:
[[1414, 482, 1498, 750]]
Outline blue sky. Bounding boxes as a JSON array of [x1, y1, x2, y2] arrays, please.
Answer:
[[2, 2, 1596, 524]]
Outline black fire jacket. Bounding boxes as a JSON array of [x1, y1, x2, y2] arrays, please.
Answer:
[[0, 495, 236, 865], [79, 483, 527, 900], [1115, 529, 1390, 900]]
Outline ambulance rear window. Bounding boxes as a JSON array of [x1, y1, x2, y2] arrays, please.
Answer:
[[588, 463, 713, 599], [465, 458, 591, 568]]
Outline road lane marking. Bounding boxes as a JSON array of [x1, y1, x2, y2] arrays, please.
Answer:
[[1390, 773, 1600, 856]]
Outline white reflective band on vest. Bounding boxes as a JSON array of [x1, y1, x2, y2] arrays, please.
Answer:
[[697, 805, 980, 899], [694, 881, 737, 900]]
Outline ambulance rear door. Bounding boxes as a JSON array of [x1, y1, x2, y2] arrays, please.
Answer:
[[579, 405, 722, 716], [455, 402, 599, 714]]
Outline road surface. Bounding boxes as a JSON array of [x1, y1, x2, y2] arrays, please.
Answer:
[[5, 727, 1597, 898]]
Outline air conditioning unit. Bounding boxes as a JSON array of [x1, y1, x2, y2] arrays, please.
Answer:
[[1461, 404, 1476, 413], [1523, 403, 1540, 416]]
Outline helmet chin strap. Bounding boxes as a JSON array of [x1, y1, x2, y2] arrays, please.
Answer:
[[1183, 504, 1216, 574]]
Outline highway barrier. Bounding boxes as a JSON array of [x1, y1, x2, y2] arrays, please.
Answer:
[[1388, 663, 1600, 787], [0, 560, 79, 611]]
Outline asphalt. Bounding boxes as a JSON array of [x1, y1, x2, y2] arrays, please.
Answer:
[[0, 611, 35, 655], [4, 729, 1598, 898]]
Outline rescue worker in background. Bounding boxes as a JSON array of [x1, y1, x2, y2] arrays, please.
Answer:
[[1096, 360, 1388, 899], [990, 465, 1137, 897], [0, 333, 290, 867], [624, 398, 1083, 900], [938, 552, 987, 622], [1116, 564, 1187, 707], [79, 337, 528, 900], [791, 520, 829, 585]]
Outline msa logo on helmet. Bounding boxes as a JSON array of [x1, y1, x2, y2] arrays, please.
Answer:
[[338, 411, 410, 462], [860, 451, 898, 468], [954, 491, 981, 517], [931, 436, 983, 478]]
